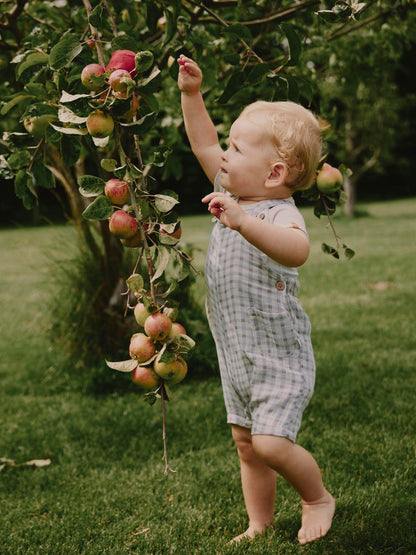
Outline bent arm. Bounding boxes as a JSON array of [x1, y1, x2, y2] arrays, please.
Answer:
[[202, 192, 310, 267], [238, 215, 310, 267]]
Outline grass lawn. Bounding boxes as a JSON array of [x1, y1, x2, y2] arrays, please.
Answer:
[[1, 198, 415, 554]]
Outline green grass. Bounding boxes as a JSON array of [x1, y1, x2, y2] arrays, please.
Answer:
[[1, 198, 416, 554]]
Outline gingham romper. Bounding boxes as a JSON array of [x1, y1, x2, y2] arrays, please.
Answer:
[[205, 185, 315, 442]]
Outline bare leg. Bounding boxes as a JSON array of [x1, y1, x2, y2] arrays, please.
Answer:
[[230, 425, 276, 542], [252, 434, 335, 545]]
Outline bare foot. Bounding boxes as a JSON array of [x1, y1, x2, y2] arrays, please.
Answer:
[[229, 524, 268, 544], [298, 491, 335, 545]]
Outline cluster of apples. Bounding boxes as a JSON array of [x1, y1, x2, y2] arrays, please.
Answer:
[[80, 49, 153, 138], [103, 176, 181, 247], [130, 303, 188, 389]]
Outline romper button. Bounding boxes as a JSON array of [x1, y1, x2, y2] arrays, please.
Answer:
[[258, 213, 265, 220], [276, 281, 285, 291]]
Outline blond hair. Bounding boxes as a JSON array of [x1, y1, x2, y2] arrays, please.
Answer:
[[240, 101, 322, 191]]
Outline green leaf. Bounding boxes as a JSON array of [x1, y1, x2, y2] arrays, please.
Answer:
[[157, 350, 176, 364], [16, 52, 49, 79], [120, 112, 157, 134], [106, 359, 137, 372], [135, 50, 154, 74], [30, 158, 55, 190], [0, 155, 15, 179], [217, 71, 245, 104], [321, 243, 339, 258], [151, 246, 170, 282], [281, 23, 302, 66], [60, 134, 81, 166], [14, 169, 29, 198], [154, 194, 179, 213], [246, 64, 271, 85], [58, 106, 88, 125], [89, 4, 105, 27], [137, 68, 162, 93], [223, 24, 252, 43], [126, 273, 144, 293], [77, 175, 106, 194], [24, 83, 47, 97], [82, 196, 113, 221], [101, 158, 118, 173], [49, 33, 83, 70], [344, 246, 355, 260], [50, 123, 87, 136], [59, 91, 91, 103], [0, 94, 33, 116], [153, 146, 172, 167]]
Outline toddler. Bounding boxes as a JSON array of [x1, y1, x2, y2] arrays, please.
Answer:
[[177, 55, 335, 545]]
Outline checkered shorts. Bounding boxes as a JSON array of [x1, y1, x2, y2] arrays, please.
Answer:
[[205, 199, 315, 442]]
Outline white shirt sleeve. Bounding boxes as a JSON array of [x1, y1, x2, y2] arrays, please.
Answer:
[[267, 198, 308, 236]]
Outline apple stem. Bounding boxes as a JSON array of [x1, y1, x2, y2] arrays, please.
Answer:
[[160, 382, 174, 476], [322, 196, 342, 250]]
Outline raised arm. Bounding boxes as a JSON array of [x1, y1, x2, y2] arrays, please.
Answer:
[[177, 55, 223, 184]]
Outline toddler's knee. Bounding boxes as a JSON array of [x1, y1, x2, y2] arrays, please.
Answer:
[[252, 435, 293, 470], [231, 426, 256, 464]]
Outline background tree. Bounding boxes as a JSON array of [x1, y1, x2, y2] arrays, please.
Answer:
[[307, 2, 416, 215]]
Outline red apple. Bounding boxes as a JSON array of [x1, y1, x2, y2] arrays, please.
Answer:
[[106, 50, 137, 77], [81, 63, 105, 91], [316, 163, 343, 194], [86, 110, 114, 138], [129, 333, 156, 363], [121, 230, 143, 248], [108, 69, 134, 99], [134, 302, 151, 327], [131, 365, 160, 389], [109, 210, 138, 238], [144, 313, 172, 341], [104, 178, 130, 205], [154, 356, 188, 385], [168, 322, 186, 338]]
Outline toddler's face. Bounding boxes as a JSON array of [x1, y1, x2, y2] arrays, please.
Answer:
[[219, 116, 278, 202]]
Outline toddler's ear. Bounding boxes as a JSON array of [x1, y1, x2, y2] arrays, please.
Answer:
[[265, 161, 288, 189]]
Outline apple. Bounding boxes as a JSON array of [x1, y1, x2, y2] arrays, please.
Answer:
[[121, 230, 143, 248], [129, 333, 156, 363], [144, 313, 172, 341], [134, 302, 151, 327], [86, 110, 114, 138], [154, 356, 188, 385], [168, 322, 186, 338], [104, 178, 130, 205], [108, 69, 135, 99], [106, 49, 137, 77], [87, 39, 96, 50], [131, 365, 160, 389], [23, 114, 56, 138], [316, 163, 343, 194], [81, 63, 105, 91], [109, 210, 138, 238]]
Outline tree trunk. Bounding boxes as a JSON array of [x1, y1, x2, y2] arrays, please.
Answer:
[[343, 173, 358, 217]]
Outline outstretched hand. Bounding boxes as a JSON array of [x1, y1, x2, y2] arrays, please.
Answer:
[[202, 192, 247, 231], [177, 55, 202, 96]]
